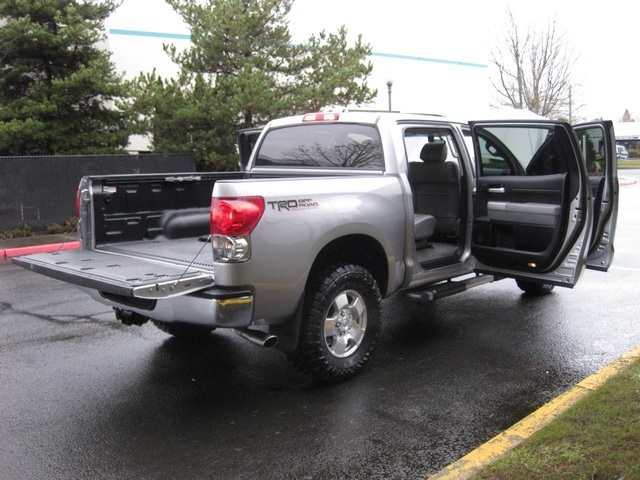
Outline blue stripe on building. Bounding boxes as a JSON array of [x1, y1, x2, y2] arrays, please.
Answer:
[[109, 28, 191, 40], [109, 29, 488, 69]]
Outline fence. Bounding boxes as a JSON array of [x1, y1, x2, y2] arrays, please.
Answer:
[[0, 153, 195, 231]]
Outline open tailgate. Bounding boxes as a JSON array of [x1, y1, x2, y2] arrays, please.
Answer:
[[13, 250, 215, 299]]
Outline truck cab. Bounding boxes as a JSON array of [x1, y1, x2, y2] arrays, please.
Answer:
[[259, 113, 617, 293]]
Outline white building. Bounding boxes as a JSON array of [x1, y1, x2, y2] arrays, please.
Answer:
[[614, 122, 640, 142], [614, 122, 640, 157], [105, 0, 493, 150]]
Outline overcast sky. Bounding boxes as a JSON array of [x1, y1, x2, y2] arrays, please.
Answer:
[[110, 0, 640, 122], [286, 0, 640, 121]]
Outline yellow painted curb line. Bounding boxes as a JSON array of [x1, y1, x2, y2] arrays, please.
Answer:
[[427, 343, 640, 480]]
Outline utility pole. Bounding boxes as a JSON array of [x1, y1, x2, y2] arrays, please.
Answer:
[[569, 86, 572, 124]]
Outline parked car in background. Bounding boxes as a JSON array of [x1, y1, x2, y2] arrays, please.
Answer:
[[617, 145, 629, 159]]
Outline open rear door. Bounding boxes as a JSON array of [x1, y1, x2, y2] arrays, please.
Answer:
[[573, 121, 618, 271], [470, 120, 592, 288]]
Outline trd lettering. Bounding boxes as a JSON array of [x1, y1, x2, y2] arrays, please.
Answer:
[[267, 199, 319, 211]]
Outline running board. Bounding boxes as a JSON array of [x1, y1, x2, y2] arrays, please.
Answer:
[[405, 275, 498, 302]]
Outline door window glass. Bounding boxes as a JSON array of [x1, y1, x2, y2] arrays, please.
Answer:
[[403, 128, 462, 165], [576, 126, 606, 176], [475, 126, 568, 176]]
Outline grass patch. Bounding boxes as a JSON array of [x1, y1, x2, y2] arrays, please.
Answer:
[[474, 356, 640, 480], [618, 159, 640, 169]]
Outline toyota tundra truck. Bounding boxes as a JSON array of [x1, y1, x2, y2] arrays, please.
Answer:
[[14, 111, 619, 381]]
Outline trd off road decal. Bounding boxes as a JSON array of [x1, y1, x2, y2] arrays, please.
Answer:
[[267, 198, 319, 211]]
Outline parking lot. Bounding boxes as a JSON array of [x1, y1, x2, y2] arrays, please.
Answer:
[[1, 176, 639, 479]]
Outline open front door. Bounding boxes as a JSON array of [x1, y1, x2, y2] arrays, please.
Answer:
[[237, 127, 263, 170], [573, 121, 618, 271], [470, 121, 592, 287]]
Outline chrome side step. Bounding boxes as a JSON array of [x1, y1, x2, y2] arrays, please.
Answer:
[[405, 275, 498, 302]]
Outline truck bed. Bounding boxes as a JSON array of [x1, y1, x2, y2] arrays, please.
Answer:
[[13, 172, 255, 302], [85, 172, 244, 246], [99, 236, 215, 269]]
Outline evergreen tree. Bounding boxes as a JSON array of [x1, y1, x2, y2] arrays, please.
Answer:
[[133, 0, 376, 171], [0, 0, 132, 155]]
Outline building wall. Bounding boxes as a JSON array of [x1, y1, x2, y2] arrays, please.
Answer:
[[105, 0, 491, 149]]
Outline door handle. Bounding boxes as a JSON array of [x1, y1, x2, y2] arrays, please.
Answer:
[[488, 187, 506, 194]]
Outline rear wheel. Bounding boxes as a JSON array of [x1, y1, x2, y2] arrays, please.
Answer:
[[151, 320, 214, 338], [516, 279, 555, 295], [288, 263, 382, 382]]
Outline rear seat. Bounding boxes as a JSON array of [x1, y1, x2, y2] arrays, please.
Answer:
[[408, 141, 461, 240]]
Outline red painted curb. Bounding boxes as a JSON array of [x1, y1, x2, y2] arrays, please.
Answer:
[[3, 241, 81, 259]]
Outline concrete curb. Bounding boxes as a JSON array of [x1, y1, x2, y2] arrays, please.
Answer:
[[620, 177, 636, 186], [2, 241, 80, 261], [427, 343, 640, 479]]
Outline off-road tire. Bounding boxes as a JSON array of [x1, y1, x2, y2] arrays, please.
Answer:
[[516, 279, 555, 295], [288, 263, 382, 382], [151, 320, 214, 338]]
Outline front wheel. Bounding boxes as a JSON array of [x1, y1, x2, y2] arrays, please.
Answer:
[[516, 279, 555, 295], [288, 263, 382, 382]]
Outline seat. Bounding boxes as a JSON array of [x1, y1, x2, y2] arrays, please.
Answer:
[[408, 141, 461, 239], [414, 213, 436, 248]]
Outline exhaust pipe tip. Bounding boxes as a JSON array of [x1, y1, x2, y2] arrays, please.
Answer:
[[234, 328, 279, 348]]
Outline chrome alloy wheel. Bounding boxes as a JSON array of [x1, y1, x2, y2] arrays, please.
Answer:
[[323, 289, 367, 358]]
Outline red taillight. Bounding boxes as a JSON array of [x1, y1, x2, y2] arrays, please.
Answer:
[[210, 197, 265, 235], [302, 112, 340, 122]]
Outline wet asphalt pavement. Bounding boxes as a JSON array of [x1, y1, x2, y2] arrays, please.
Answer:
[[1, 176, 639, 480]]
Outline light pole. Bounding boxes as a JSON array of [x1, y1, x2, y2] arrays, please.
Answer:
[[386, 80, 393, 112]]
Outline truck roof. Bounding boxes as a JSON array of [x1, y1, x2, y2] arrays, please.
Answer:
[[266, 110, 462, 129]]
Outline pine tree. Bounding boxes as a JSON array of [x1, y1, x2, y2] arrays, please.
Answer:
[[0, 0, 132, 155], [132, 0, 376, 171]]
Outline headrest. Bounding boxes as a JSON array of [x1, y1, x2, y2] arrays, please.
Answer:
[[420, 141, 448, 163]]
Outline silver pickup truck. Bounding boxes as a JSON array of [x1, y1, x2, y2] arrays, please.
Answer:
[[14, 111, 619, 381]]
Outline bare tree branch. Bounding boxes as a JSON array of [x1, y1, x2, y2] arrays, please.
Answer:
[[490, 8, 580, 121]]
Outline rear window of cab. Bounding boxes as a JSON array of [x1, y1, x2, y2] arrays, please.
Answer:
[[255, 123, 384, 169]]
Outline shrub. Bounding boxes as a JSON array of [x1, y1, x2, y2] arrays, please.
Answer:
[[0, 225, 33, 239]]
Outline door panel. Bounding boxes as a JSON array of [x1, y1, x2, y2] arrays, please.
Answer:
[[471, 121, 590, 287], [573, 121, 618, 271], [474, 174, 569, 270]]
